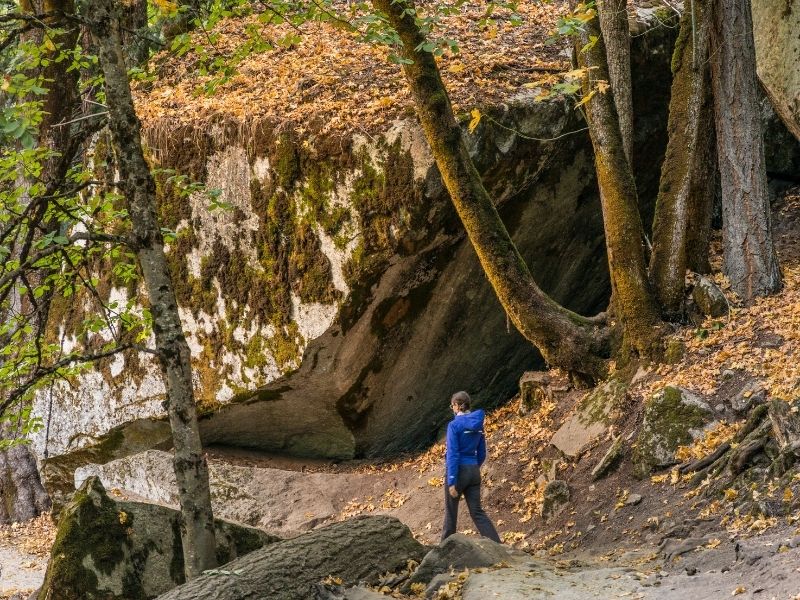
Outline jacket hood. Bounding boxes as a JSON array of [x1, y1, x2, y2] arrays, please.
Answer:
[[458, 409, 485, 429]]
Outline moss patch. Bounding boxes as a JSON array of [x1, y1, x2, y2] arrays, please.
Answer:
[[632, 386, 713, 478], [41, 477, 137, 600]]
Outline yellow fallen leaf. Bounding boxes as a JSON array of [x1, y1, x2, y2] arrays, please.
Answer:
[[732, 586, 746, 596], [468, 108, 481, 134]]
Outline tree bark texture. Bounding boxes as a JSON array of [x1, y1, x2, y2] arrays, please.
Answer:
[[157, 516, 426, 600], [684, 138, 716, 275], [370, 0, 610, 380], [597, 0, 634, 166], [0, 433, 51, 523], [649, 0, 715, 317], [709, 0, 781, 301], [576, 11, 664, 358], [86, 0, 218, 579]]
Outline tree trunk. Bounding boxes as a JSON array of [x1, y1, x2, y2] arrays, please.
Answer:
[[709, 0, 781, 301], [649, 0, 715, 317], [597, 0, 633, 166], [85, 0, 218, 579], [157, 516, 425, 600], [0, 0, 81, 522], [370, 0, 610, 380], [684, 136, 716, 275], [576, 10, 665, 358]]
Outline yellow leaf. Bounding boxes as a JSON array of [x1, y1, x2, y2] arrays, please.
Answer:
[[732, 586, 746, 596], [468, 108, 481, 134], [783, 487, 794, 502], [575, 90, 595, 108], [724, 488, 739, 502], [448, 63, 467, 73], [705, 538, 721, 549]]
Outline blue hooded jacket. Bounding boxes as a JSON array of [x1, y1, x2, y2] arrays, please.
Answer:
[[445, 409, 487, 486]]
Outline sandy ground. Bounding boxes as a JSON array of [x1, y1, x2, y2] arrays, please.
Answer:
[[0, 545, 46, 599]]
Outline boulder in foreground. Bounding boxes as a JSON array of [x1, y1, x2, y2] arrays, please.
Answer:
[[36, 477, 277, 600]]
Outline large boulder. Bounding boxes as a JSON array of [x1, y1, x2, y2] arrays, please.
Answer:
[[31, 6, 680, 494], [36, 477, 277, 600], [633, 387, 715, 478], [74, 449, 393, 536], [753, 0, 800, 141], [155, 516, 426, 600]]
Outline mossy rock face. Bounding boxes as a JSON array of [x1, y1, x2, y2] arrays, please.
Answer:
[[632, 386, 715, 479], [550, 379, 628, 458], [38, 477, 278, 600]]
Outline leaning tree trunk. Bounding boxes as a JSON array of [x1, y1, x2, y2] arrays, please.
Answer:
[[649, 0, 715, 317], [86, 0, 218, 579], [709, 0, 781, 301], [597, 0, 633, 166], [576, 11, 665, 359], [370, 0, 610, 381]]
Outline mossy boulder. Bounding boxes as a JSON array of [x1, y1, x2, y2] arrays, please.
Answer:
[[632, 387, 715, 479], [541, 480, 570, 521], [692, 276, 728, 318], [36, 477, 278, 600], [550, 379, 628, 458]]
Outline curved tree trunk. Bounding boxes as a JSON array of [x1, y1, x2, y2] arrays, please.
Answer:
[[86, 0, 218, 579], [576, 10, 665, 359], [597, 0, 633, 166], [709, 0, 781, 301], [649, 0, 715, 317], [370, 0, 610, 381]]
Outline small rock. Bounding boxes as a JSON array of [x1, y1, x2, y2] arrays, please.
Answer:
[[788, 536, 800, 548], [541, 480, 570, 521], [722, 369, 736, 379], [731, 381, 767, 415], [664, 338, 685, 364], [692, 276, 728, 317], [756, 332, 784, 349], [624, 493, 644, 507], [425, 574, 456, 599], [518, 371, 552, 415], [591, 436, 625, 481]]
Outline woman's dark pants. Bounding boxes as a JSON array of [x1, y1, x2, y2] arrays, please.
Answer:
[[441, 464, 500, 543]]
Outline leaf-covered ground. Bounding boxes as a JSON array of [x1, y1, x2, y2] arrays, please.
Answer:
[[135, 0, 570, 134]]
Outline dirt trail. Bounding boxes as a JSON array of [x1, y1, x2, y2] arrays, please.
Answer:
[[0, 546, 46, 599]]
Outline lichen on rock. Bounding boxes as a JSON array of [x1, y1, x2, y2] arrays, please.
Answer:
[[37, 476, 278, 600], [633, 386, 715, 478]]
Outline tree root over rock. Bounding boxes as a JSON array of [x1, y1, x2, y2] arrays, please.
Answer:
[[679, 400, 800, 497]]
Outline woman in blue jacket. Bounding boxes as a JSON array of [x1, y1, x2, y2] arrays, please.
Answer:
[[441, 391, 501, 543]]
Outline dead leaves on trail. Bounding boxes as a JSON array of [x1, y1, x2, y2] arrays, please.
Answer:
[[0, 514, 55, 558]]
